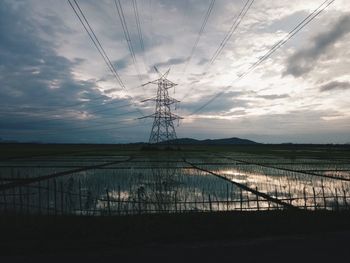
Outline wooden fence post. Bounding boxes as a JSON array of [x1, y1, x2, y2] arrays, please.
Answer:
[[275, 187, 279, 210], [12, 181, 16, 213], [288, 184, 292, 205], [226, 184, 229, 211], [194, 196, 197, 212], [79, 180, 82, 215], [54, 179, 57, 216], [247, 192, 250, 211], [303, 187, 307, 210], [38, 181, 42, 215], [208, 194, 212, 212], [106, 188, 111, 216], [117, 185, 121, 215], [47, 180, 50, 215], [60, 181, 64, 215], [3, 190, 7, 213], [312, 187, 317, 211], [19, 185, 23, 215], [137, 189, 141, 215], [240, 188, 243, 211], [335, 188, 339, 211], [203, 190, 206, 212], [215, 194, 220, 211], [343, 188, 348, 209], [255, 187, 259, 211], [321, 180, 326, 209], [25, 174, 29, 215], [174, 191, 177, 213], [231, 185, 234, 210]]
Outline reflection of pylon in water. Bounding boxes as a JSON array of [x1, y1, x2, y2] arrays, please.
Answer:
[[139, 67, 182, 144]]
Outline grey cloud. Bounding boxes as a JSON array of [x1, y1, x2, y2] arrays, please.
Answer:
[[257, 94, 290, 100], [222, 109, 247, 116], [181, 91, 250, 114], [284, 14, 350, 77], [320, 81, 350, 92], [0, 1, 98, 108], [113, 57, 130, 70], [154, 57, 187, 69], [103, 88, 119, 94], [264, 11, 309, 34], [0, 0, 143, 143], [197, 58, 209, 65], [189, 80, 200, 85]]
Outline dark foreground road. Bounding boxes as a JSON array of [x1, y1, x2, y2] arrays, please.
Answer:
[[1, 211, 350, 262], [2, 231, 350, 263]]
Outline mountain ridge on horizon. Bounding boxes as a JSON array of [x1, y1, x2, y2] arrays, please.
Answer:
[[161, 137, 258, 145]]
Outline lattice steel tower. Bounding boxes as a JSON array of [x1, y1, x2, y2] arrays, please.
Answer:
[[140, 67, 182, 143]]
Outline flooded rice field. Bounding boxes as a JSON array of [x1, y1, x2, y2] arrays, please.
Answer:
[[1, 150, 350, 215]]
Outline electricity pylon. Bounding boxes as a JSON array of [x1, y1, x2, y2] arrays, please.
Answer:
[[139, 67, 182, 144]]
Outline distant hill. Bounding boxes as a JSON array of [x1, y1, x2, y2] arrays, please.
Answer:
[[162, 137, 258, 145]]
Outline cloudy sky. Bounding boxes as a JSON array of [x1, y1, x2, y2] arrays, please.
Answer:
[[0, 0, 349, 143]]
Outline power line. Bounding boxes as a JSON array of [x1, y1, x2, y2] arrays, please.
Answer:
[[132, 0, 150, 77], [182, 0, 216, 73], [239, 0, 334, 79], [69, 0, 124, 88], [209, 0, 254, 66], [68, 0, 145, 117], [186, 0, 335, 116], [180, 0, 253, 102], [132, 0, 145, 53], [4, 0, 151, 133], [114, 0, 143, 83]]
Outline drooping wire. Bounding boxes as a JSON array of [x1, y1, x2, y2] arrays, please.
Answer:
[[69, 0, 124, 88], [114, 0, 143, 83], [132, 0, 151, 76], [179, 0, 254, 102], [132, 0, 145, 52], [209, 0, 254, 66], [68, 0, 145, 117], [11, 0, 148, 139], [186, 0, 335, 116], [182, 0, 216, 73]]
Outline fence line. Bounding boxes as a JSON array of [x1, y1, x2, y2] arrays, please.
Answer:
[[2, 179, 349, 215], [1, 193, 349, 216]]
